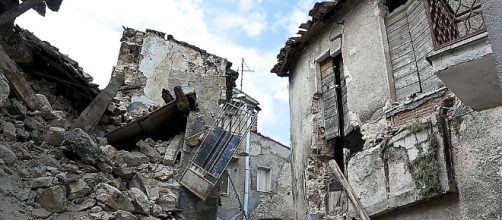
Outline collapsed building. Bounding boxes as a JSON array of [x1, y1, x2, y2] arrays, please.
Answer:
[[0, 2, 293, 219], [271, 0, 502, 219]]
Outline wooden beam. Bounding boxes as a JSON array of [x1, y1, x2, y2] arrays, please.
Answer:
[[174, 86, 189, 114], [0, 0, 45, 27], [73, 71, 124, 132], [0, 45, 44, 111], [329, 160, 371, 220]]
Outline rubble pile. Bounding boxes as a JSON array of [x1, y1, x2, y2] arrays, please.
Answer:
[[0, 76, 184, 219]]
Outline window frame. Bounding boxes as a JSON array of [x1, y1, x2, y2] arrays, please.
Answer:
[[256, 167, 272, 192]]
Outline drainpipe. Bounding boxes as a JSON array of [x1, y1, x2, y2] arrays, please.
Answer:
[[243, 108, 251, 220]]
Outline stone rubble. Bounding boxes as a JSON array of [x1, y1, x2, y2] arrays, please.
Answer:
[[0, 83, 183, 219]]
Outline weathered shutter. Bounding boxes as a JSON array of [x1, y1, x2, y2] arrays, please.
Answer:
[[320, 59, 339, 140], [386, 0, 439, 100]]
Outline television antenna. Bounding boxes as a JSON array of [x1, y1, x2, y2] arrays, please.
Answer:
[[238, 58, 254, 91]]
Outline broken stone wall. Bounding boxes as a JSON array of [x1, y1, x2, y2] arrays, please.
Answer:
[[287, 0, 391, 218], [217, 132, 294, 220], [105, 28, 238, 220], [286, 0, 502, 219], [104, 28, 235, 132]]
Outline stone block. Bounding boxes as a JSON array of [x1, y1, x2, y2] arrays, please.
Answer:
[[0, 144, 16, 164], [45, 127, 65, 146], [3, 121, 16, 140], [95, 183, 135, 212], [137, 140, 162, 163], [68, 179, 91, 199], [36, 185, 67, 213]]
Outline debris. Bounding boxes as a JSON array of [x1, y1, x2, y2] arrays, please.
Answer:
[[73, 71, 124, 132], [0, 144, 16, 164], [3, 121, 17, 140], [36, 185, 67, 213], [163, 134, 183, 166], [106, 87, 190, 148], [45, 127, 65, 146], [68, 179, 91, 199], [136, 139, 162, 163], [31, 208, 52, 219], [63, 128, 107, 165], [129, 187, 151, 215], [0, 45, 45, 111], [0, 71, 10, 106], [29, 176, 57, 189], [95, 183, 135, 212], [115, 151, 149, 167]]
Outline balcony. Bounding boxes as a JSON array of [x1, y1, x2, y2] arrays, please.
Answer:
[[425, 0, 502, 110]]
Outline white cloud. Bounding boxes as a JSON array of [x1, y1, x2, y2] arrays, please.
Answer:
[[214, 11, 267, 37], [15, 0, 292, 145]]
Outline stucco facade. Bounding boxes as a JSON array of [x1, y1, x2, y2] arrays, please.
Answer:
[[273, 0, 502, 219]]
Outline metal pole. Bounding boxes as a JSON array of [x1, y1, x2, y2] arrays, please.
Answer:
[[243, 105, 251, 220]]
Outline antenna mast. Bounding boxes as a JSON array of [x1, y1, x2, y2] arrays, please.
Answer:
[[239, 58, 254, 91]]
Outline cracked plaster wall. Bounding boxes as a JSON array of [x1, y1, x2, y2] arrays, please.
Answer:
[[449, 104, 502, 220], [287, 0, 390, 218], [110, 29, 231, 126], [218, 133, 294, 220]]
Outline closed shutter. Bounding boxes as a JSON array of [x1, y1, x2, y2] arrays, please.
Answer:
[[321, 57, 350, 140], [386, 0, 439, 100], [321, 59, 339, 140]]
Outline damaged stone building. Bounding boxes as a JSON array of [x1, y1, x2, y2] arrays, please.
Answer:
[[271, 0, 502, 219], [0, 1, 292, 219], [217, 89, 294, 220]]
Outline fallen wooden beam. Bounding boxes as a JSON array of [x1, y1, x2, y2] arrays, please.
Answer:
[[73, 71, 124, 132], [106, 87, 191, 147], [0, 0, 45, 27], [329, 160, 371, 220], [0, 45, 44, 111]]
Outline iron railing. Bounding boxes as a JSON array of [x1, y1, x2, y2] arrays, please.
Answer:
[[424, 0, 486, 49]]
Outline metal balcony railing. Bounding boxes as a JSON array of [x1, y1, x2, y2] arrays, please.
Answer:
[[424, 0, 486, 49]]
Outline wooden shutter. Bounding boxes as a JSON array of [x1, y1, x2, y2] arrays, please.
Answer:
[[321, 59, 339, 140], [386, 0, 439, 100]]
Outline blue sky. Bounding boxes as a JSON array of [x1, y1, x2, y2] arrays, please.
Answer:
[[16, 0, 318, 146]]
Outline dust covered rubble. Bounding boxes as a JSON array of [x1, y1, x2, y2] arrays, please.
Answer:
[[0, 83, 184, 219]]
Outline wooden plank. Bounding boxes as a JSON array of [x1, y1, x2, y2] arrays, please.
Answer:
[[73, 71, 125, 132], [395, 70, 420, 89], [0, 45, 43, 111], [329, 160, 370, 220], [386, 9, 407, 25], [391, 52, 415, 70], [393, 62, 418, 80], [396, 82, 421, 99], [386, 18, 408, 34]]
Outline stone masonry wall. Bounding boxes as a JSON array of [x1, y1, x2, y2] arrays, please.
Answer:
[[218, 132, 294, 220]]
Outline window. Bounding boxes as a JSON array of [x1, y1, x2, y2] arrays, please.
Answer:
[[219, 172, 230, 195], [257, 167, 271, 192]]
